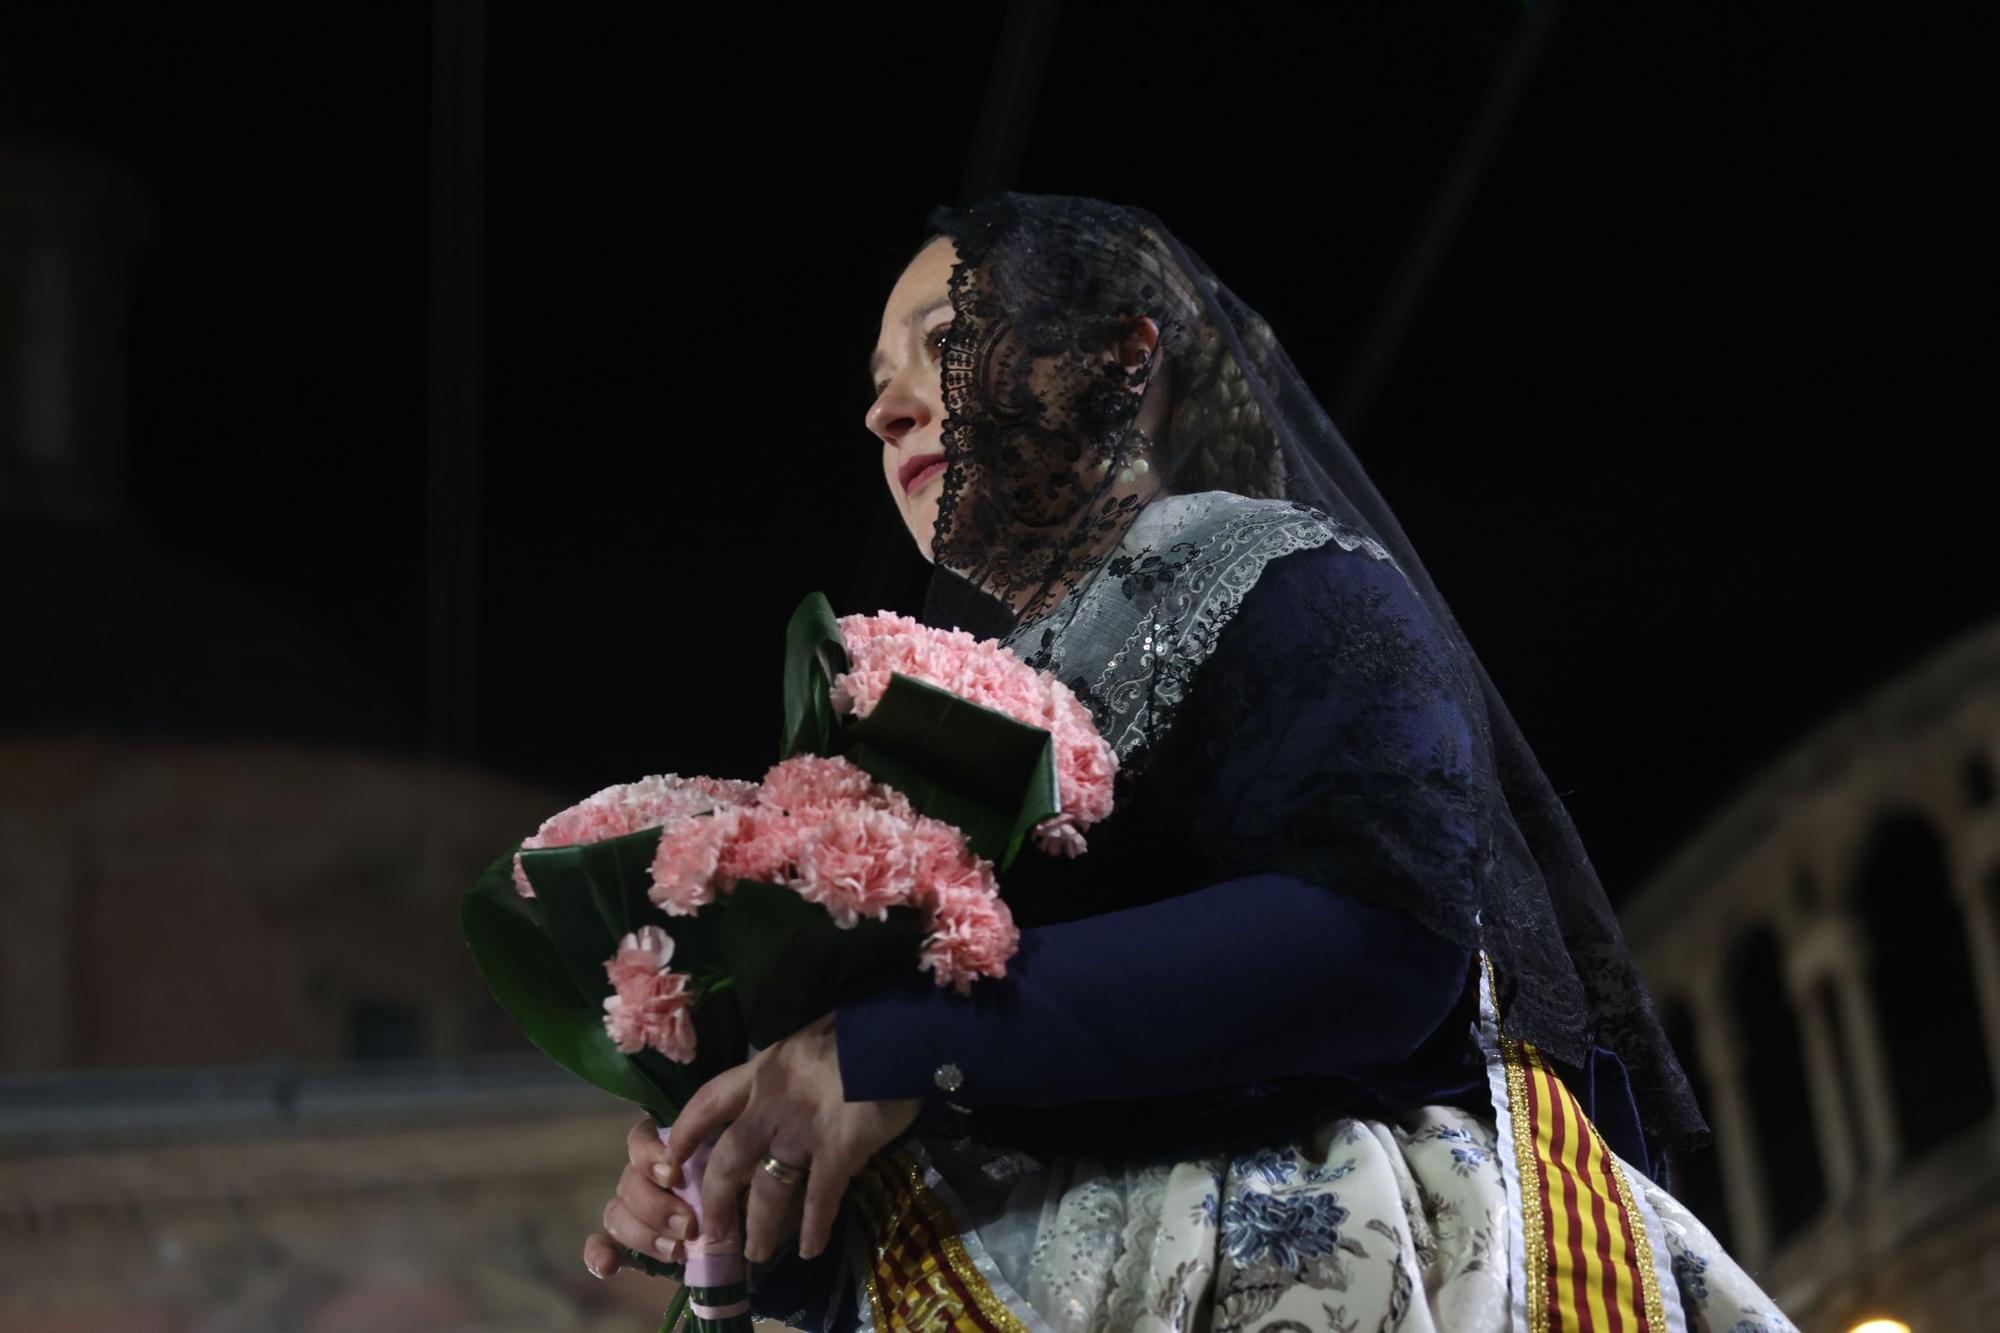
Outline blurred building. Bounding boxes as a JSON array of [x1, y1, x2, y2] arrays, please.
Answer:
[[1624, 616, 2000, 1331], [0, 144, 686, 1331], [0, 741, 686, 1331]]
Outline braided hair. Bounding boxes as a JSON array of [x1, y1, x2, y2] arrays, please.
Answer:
[[1160, 285, 1289, 499]]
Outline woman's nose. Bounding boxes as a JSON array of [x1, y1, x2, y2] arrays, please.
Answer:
[[866, 389, 931, 445]]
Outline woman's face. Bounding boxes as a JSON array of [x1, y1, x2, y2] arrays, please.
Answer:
[[864, 233, 1168, 564], [864, 234, 960, 562]]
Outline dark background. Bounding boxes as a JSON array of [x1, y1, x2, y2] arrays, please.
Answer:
[[3, 0, 1992, 903]]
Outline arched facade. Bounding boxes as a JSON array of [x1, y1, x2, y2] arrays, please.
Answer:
[[1624, 617, 2000, 1330]]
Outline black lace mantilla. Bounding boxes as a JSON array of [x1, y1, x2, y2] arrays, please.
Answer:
[[916, 192, 1709, 1157]]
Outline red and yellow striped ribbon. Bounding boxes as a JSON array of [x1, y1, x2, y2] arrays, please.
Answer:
[[1500, 1031, 1669, 1333], [848, 1143, 1030, 1332]]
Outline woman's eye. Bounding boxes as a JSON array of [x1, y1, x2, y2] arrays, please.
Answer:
[[872, 326, 953, 400]]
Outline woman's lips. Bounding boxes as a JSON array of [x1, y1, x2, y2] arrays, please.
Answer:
[[900, 453, 947, 495]]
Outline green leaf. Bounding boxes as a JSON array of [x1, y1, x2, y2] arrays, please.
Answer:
[[781, 592, 849, 760], [840, 673, 1062, 871], [711, 880, 929, 1048], [460, 848, 682, 1118], [518, 827, 665, 1003], [839, 740, 1015, 866], [516, 827, 751, 1094]]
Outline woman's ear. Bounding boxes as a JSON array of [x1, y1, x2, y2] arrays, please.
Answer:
[[1112, 315, 1161, 390]]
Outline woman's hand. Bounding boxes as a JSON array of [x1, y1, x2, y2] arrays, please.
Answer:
[[661, 1010, 925, 1265], [583, 1113, 706, 1280]]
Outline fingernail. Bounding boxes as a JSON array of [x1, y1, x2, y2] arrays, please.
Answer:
[[655, 1236, 682, 1259], [666, 1215, 690, 1238], [585, 1257, 605, 1280], [652, 1162, 675, 1188]]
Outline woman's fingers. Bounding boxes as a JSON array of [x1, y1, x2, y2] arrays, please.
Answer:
[[696, 1110, 810, 1262], [798, 1147, 852, 1261], [662, 1064, 753, 1177], [583, 1230, 622, 1280], [626, 1114, 669, 1173], [604, 1196, 687, 1263], [740, 1143, 811, 1264], [693, 1113, 758, 1246], [617, 1159, 697, 1236]]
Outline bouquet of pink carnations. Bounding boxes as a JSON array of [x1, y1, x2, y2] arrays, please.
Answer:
[[460, 593, 1115, 1330]]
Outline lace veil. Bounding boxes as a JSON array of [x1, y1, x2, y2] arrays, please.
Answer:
[[906, 191, 1707, 1156]]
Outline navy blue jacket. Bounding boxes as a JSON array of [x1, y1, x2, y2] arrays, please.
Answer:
[[750, 541, 1655, 1326]]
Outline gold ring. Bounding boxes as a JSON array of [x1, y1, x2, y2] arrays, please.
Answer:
[[759, 1152, 808, 1187]]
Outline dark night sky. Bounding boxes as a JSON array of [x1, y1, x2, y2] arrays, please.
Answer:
[[3, 2, 1993, 903]]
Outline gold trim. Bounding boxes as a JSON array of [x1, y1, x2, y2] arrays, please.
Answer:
[[1485, 954, 1549, 1333], [1503, 1030, 1551, 1333], [847, 1157, 896, 1333], [1603, 1144, 1670, 1333], [848, 1144, 1033, 1332], [896, 1147, 1035, 1332]]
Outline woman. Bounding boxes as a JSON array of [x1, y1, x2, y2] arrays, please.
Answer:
[[582, 193, 1794, 1332]]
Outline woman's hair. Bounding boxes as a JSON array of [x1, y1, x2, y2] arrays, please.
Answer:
[[1163, 298, 1290, 498]]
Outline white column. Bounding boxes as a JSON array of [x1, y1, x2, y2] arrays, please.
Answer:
[[1688, 972, 1771, 1266], [1788, 961, 1859, 1209], [1824, 914, 1901, 1181], [1945, 833, 2000, 1143]]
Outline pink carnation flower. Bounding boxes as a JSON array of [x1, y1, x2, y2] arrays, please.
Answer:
[[646, 755, 919, 916], [714, 803, 806, 889], [794, 805, 921, 928], [758, 753, 880, 816], [904, 816, 979, 903], [831, 612, 1120, 854], [1030, 812, 1088, 859], [648, 809, 740, 917], [602, 926, 697, 1063], [513, 773, 754, 898], [919, 871, 1020, 996]]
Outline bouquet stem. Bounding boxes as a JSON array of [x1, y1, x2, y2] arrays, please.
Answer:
[[657, 1284, 690, 1332], [675, 1236, 754, 1330]]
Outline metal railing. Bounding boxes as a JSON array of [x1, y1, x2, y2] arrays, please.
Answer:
[[0, 1052, 623, 1151]]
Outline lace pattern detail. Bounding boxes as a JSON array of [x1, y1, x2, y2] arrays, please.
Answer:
[[1003, 490, 1395, 770], [1103, 1163, 1173, 1331], [1025, 1162, 1126, 1331]]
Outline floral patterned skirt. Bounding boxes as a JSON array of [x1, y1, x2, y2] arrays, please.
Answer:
[[836, 957, 1797, 1333]]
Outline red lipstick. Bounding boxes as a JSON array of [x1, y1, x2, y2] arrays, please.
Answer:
[[899, 452, 947, 495]]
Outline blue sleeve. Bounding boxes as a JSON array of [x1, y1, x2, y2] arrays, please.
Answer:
[[837, 538, 1481, 1108], [838, 870, 1470, 1105]]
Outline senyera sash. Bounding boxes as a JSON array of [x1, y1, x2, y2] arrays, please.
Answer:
[[839, 953, 1690, 1333]]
